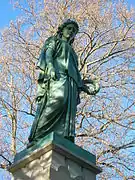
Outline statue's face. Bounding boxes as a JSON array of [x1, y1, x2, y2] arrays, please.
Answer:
[[62, 24, 77, 41]]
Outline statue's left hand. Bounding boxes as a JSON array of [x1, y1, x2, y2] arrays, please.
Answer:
[[82, 79, 100, 95], [92, 79, 100, 94]]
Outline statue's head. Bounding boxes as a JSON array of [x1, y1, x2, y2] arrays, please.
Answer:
[[57, 19, 79, 44]]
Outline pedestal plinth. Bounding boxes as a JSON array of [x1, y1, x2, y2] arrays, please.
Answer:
[[9, 132, 102, 180]]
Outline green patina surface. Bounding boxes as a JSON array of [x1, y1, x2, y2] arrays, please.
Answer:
[[28, 20, 100, 145], [14, 132, 96, 164]]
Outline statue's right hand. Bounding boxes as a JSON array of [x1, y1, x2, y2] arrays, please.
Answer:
[[47, 63, 56, 80]]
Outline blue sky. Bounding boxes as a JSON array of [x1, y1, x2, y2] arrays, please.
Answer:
[[0, 0, 135, 29], [0, 0, 20, 28]]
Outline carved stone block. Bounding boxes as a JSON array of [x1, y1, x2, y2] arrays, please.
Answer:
[[9, 132, 101, 180]]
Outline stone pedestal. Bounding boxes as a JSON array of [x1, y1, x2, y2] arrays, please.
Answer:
[[9, 132, 102, 180]]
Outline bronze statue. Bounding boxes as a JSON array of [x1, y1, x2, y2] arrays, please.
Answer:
[[27, 19, 100, 147]]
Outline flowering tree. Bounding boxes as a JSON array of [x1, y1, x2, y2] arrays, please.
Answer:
[[0, 0, 135, 179]]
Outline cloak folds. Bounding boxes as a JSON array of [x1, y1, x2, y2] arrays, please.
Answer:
[[28, 36, 82, 144]]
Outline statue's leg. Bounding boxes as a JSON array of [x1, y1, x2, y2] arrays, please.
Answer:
[[31, 77, 69, 141]]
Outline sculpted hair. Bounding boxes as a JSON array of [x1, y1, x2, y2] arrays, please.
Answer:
[[56, 19, 79, 45]]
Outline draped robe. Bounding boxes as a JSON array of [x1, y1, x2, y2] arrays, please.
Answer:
[[28, 36, 82, 144]]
